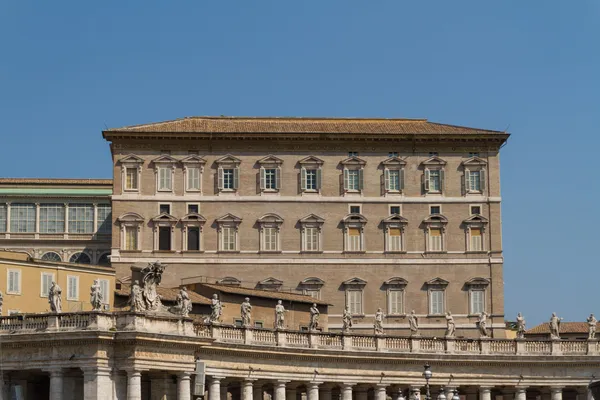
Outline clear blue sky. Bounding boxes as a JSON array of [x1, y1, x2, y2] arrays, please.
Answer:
[[1, 1, 598, 327]]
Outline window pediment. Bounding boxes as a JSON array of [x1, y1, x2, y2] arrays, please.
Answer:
[[466, 277, 490, 287], [380, 157, 407, 167], [216, 213, 242, 224], [461, 156, 487, 167], [258, 277, 283, 286], [342, 213, 368, 224], [299, 214, 325, 225], [151, 155, 178, 164], [257, 213, 283, 224], [257, 155, 283, 165], [343, 277, 367, 287], [385, 277, 408, 287], [298, 156, 324, 166], [426, 277, 449, 287], [463, 215, 488, 225], [382, 215, 408, 225], [340, 156, 366, 166], [151, 212, 178, 224], [180, 213, 207, 223], [420, 156, 447, 166], [301, 277, 325, 286], [217, 276, 241, 286], [215, 154, 241, 165], [423, 214, 448, 224], [118, 154, 144, 165], [180, 155, 207, 165], [117, 212, 144, 223]]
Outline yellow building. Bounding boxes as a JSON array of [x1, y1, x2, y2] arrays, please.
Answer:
[[0, 250, 115, 315]]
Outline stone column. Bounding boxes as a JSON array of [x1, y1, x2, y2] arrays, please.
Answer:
[[479, 387, 492, 400], [208, 377, 224, 400], [242, 379, 255, 400], [49, 369, 64, 400], [515, 387, 527, 400], [550, 387, 563, 400], [356, 387, 369, 400], [177, 372, 192, 400], [306, 382, 321, 400], [341, 384, 354, 400], [375, 384, 387, 400], [126, 370, 142, 400], [82, 367, 113, 400], [286, 386, 297, 400], [274, 381, 288, 400]]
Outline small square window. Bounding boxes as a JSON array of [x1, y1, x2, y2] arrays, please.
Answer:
[[388, 152, 398, 158], [188, 204, 199, 214], [469, 152, 480, 158], [348, 151, 358, 157], [430, 205, 441, 215], [429, 152, 439, 157], [254, 321, 264, 329], [160, 149, 171, 155], [234, 318, 243, 327], [471, 205, 481, 215], [300, 326, 309, 332], [390, 206, 401, 215], [349, 205, 361, 214], [159, 204, 171, 214]]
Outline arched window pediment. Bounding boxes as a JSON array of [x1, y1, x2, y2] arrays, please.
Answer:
[[117, 212, 144, 223], [257, 213, 284, 224], [384, 277, 408, 287]]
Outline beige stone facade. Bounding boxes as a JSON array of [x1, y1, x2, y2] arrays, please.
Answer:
[[104, 117, 509, 337]]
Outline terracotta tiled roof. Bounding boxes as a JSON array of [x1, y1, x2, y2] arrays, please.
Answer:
[[104, 116, 507, 136], [198, 283, 330, 306], [0, 178, 112, 185], [115, 284, 211, 305], [526, 322, 599, 334]]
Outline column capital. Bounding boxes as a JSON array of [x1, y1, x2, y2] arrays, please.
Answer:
[[178, 371, 192, 379], [43, 368, 64, 376], [210, 376, 227, 382], [341, 383, 356, 389], [306, 382, 323, 388], [551, 387, 564, 391], [479, 387, 493, 392], [275, 380, 290, 386]]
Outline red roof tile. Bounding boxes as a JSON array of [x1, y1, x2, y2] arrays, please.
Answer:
[[197, 283, 330, 306], [526, 322, 599, 334]]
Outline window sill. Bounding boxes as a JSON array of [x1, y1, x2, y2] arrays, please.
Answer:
[[350, 314, 366, 318], [386, 314, 406, 318], [153, 250, 176, 253], [259, 250, 282, 254], [123, 189, 140, 193], [6, 292, 21, 296], [182, 250, 204, 254], [156, 190, 174, 193], [384, 251, 407, 254], [121, 250, 142, 253], [426, 314, 446, 318], [218, 250, 240, 254], [344, 251, 366, 254], [300, 250, 323, 254], [466, 250, 487, 254], [185, 189, 202, 194], [425, 251, 447, 254]]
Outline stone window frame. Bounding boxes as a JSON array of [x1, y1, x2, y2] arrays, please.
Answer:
[[217, 277, 242, 287], [117, 212, 144, 252], [343, 277, 367, 317], [426, 277, 449, 316], [342, 213, 367, 253], [118, 154, 143, 193], [463, 214, 488, 253], [257, 155, 283, 194], [152, 154, 177, 194], [180, 212, 206, 252], [257, 277, 284, 291], [384, 277, 408, 317], [69, 251, 91, 264], [180, 155, 206, 194], [422, 214, 448, 253], [216, 213, 242, 253], [421, 156, 447, 195], [257, 213, 283, 253], [299, 277, 325, 299], [151, 212, 178, 252], [298, 156, 324, 194], [340, 156, 366, 195], [466, 277, 489, 316], [298, 214, 325, 253], [381, 214, 408, 253], [216, 155, 241, 194], [380, 157, 407, 196], [461, 156, 487, 195], [41, 251, 62, 262]]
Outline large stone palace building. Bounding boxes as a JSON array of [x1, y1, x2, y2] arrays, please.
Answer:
[[103, 116, 509, 337]]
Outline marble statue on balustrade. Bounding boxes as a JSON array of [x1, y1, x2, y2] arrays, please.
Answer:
[[209, 294, 223, 323], [587, 313, 597, 340], [128, 280, 145, 312], [174, 287, 192, 318], [48, 281, 62, 313], [445, 311, 455, 337], [408, 310, 419, 336], [241, 297, 252, 327], [549, 312, 563, 340], [0, 290, 4, 315], [477, 312, 489, 338], [516, 312, 526, 339], [90, 279, 103, 312], [309, 303, 320, 331], [275, 300, 287, 330], [342, 306, 353, 333], [374, 308, 384, 335], [141, 260, 166, 311]]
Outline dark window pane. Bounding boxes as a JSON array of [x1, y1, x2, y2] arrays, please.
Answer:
[[159, 227, 171, 250], [188, 227, 200, 251]]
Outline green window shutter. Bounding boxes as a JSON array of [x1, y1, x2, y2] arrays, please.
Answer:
[[233, 168, 239, 190], [300, 168, 307, 190], [275, 168, 281, 190], [424, 169, 430, 192], [217, 167, 224, 190], [399, 168, 405, 191], [259, 168, 266, 190], [480, 169, 486, 191], [343, 169, 349, 191], [384, 169, 390, 191]]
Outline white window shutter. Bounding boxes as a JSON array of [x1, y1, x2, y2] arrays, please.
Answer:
[[358, 169, 364, 190], [465, 169, 471, 193], [424, 169, 430, 192], [480, 169, 486, 191], [316, 169, 322, 190], [300, 168, 307, 190], [259, 168, 266, 190], [233, 168, 239, 190], [439, 169, 445, 192], [217, 167, 224, 190], [399, 168, 405, 191], [343, 169, 349, 191], [384, 169, 390, 191], [275, 168, 281, 190]]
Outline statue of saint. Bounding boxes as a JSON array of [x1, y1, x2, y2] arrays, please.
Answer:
[[342, 306, 353, 333], [408, 310, 419, 336], [48, 281, 62, 313], [587, 313, 597, 340], [275, 300, 286, 330], [141, 261, 166, 311], [516, 313, 526, 339], [178, 287, 192, 318], [90, 279, 103, 311], [241, 297, 252, 327], [129, 280, 145, 312], [0, 290, 4, 315], [549, 312, 562, 340], [477, 312, 489, 338], [309, 303, 320, 331], [445, 311, 456, 337], [209, 294, 223, 323], [374, 308, 384, 335]]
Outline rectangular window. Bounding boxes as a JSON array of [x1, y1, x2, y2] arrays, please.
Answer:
[[222, 168, 235, 190], [10, 203, 36, 233], [159, 204, 171, 214], [7, 269, 21, 294], [469, 152, 480, 158], [429, 152, 439, 157], [468, 170, 481, 192], [389, 152, 398, 158], [158, 166, 172, 191], [263, 227, 278, 251], [68, 204, 94, 234], [304, 227, 319, 251], [386, 169, 401, 191], [40, 204, 65, 233], [67, 275, 79, 300], [0, 204, 7, 233], [470, 205, 481, 215], [430, 290, 445, 314], [221, 227, 236, 251], [40, 272, 54, 297], [158, 227, 171, 251], [125, 167, 138, 190], [348, 151, 358, 157], [125, 226, 138, 250], [388, 289, 403, 315], [470, 228, 483, 251], [301, 168, 321, 191], [430, 205, 441, 215], [347, 227, 361, 251], [390, 206, 401, 215], [349, 205, 361, 214], [429, 170, 441, 192], [254, 321, 264, 329], [470, 290, 485, 314], [262, 168, 279, 190], [429, 228, 442, 251], [96, 204, 111, 234], [388, 228, 402, 252], [187, 167, 201, 191], [345, 169, 361, 191], [187, 227, 200, 251], [99, 279, 109, 304], [346, 289, 363, 315], [234, 318, 243, 327], [306, 169, 317, 190], [187, 204, 199, 214], [304, 289, 321, 299]]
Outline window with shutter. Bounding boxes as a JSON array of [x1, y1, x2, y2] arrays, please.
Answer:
[[40, 272, 54, 297], [221, 226, 237, 251], [470, 290, 485, 314], [8, 269, 21, 294], [0, 204, 6, 233], [429, 170, 441, 192], [429, 228, 443, 251], [386, 169, 401, 192], [187, 227, 200, 251], [470, 228, 483, 251], [125, 226, 138, 250], [388, 289, 403, 315], [429, 290, 445, 315], [304, 227, 319, 251], [262, 227, 278, 251], [187, 167, 201, 191], [99, 279, 109, 304], [347, 227, 362, 251], [262, 168, 278, 190], [388, 228, 402, 252], [233, 168, 239, 190], [158, 166, 172, 191], [125, 167, 138, 190], [347, 290, 363, 315], [67, 275, 79, 300]]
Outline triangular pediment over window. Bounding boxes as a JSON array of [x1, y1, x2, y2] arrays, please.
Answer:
[[217, 276, 241, 286], [151, 155, 178, 164], [298, 156, 324, 166], [117, 212, 144, 223], [466, 277, 490, 286], [215, 154, 241, 165], [118, 154, 143, 165], [300, 277, 325, 286], [257, 213, 284, 224], [180, 213, 207, 223], [343, 277, 367, 287], [382, 215, 408, 224], [423, 214, 448, 224], [180, 155, 207, 165], [151, 212, 178, 223], [342, 213, 368, 224], [461, 156, 487, 167], [462, 215, 488, 225], [420, 156, 447, 166], [257, 155, 283, 165], [384, 277, 408, 286], [216, 213, 242, 223], [258, 277, 284, 286], [426, 277, 449, 287], [299, 214, 325, 224], [340, 156, 366, 166], [380, 157, 407, 166]]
